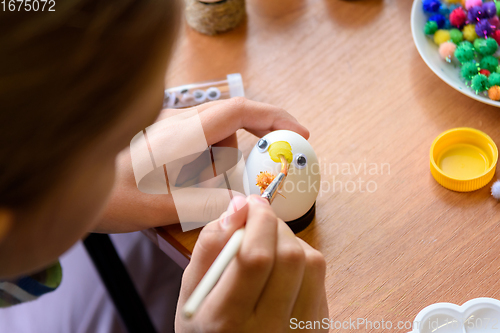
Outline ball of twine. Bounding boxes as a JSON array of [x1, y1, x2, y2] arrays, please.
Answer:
[[184, 0, 246, 35]]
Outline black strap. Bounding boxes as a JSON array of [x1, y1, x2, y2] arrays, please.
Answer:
[[83, 233, 157, 333]]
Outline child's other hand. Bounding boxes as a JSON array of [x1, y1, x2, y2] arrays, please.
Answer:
[[95, 98, 310, 233], [175, 195, 329, 333]]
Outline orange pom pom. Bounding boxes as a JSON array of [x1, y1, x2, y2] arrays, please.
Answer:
[[488, 85, 500, 101]]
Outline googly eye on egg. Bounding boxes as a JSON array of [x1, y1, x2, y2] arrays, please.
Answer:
[[256, 138, 269, 152], [293, 153, 307, 169], [245, 130, 320, 224]]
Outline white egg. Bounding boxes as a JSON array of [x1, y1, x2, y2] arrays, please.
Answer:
[[246, 130, 320, 222]]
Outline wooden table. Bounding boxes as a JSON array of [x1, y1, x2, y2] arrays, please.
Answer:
[[157, 0, 500, 330]]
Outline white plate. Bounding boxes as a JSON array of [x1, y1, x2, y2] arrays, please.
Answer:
[[411, 0, 500, 107]]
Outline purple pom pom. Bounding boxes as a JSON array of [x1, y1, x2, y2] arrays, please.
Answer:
[[468, 6, 485, 22], [423, 0, 442, 13], [429, 14, 447, 28], [476, 18, 494, 37], [482, 2, 497, 19]]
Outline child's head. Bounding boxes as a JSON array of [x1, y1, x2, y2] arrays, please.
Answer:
[[0, 0, 180, 278]]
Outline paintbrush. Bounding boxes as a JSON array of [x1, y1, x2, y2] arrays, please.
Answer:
[[182, 155, 289, 318]]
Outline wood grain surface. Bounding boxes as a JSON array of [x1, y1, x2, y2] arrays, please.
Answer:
[[161, 0, 500, 330]]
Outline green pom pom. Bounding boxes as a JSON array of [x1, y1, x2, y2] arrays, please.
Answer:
[[496, 65, 500, 74], [461, 61, 479, 80], [459, 41, 475, 54], [450, 29, 463, 44], [459, 41, 474, 49], [455, 44, 476, 63], [487, 38, 498, 54], [496, 1, 500, 16], [480, 55, 499, 72], [473, 38, 484, 50], [471, 74, 490, 93], [489, 72, 500, 86], [474, 38, 499, 56], [424, 21, 438, 35]]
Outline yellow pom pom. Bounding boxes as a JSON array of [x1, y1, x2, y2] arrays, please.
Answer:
[[434, 30, 451, 45], [268, 141, 293, 163], [444, 0, 461, 3], [463, 24, 478, 42]]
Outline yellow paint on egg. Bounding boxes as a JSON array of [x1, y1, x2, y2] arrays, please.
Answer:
[[268, 141, 293, 163], [462, 24, 478, 42]]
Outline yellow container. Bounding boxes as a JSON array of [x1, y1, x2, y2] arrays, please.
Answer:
[[430, 128, 498, 192]]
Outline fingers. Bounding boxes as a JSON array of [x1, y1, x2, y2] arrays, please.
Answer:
[[168, 97, 309, 145], [290, 238, 329, 324], [179, 196, 248, 306], [203, 195, 278, 319], [254, 219, 306, 323], [176, 194, 328, 333]]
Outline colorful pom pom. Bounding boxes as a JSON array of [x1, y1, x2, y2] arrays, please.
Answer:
[[489, 16, 500, 29], [434, 29, 451, 44], [425, 20, 439, 35], [491, 29, 500, 45], [465, 0, 482, 10], [463, 24, 479, 41], [482, 1, 497, 18], [488, 85, 500, 100], [475, 18, 493, 37], [468, 6, 485, 22], [471, 73, 490, 92], [486, 37, 498, 53], [488, 72, 500, 85], [439, 41, 457, 61], [440, 6, 451, 16], [429, 14, 447, 28], [450, 8, 467, 27], [421, 0, 500, 101], [474, 37, 486, 51], [480, 55, 499, 71], [454, 41, 476, 63], [459, 40, 474, 49], [423, 0, 442, 13], [461, 61, 479, 79], [473, 37, 498, 55], [449, 28, 464, 43], [480, 69, 491, 76]]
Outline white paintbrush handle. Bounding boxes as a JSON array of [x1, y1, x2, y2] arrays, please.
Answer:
[[182, 228, 246, 318]]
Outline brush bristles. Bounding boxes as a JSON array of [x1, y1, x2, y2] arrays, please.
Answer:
[[279, 154, 289, 176]]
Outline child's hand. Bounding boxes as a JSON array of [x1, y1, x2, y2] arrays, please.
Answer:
[[175, 195, 329, 333], [95, 98, 310, 233]]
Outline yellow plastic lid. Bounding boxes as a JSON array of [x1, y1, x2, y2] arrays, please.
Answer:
[[430, 128, 498, 192]]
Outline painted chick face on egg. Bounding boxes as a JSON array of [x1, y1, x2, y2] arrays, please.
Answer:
[[246, 130, 321, 222]]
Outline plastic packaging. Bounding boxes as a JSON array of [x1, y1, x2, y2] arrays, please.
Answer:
[[408, 297, 500, 333], [163, 73, 245, 109]]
